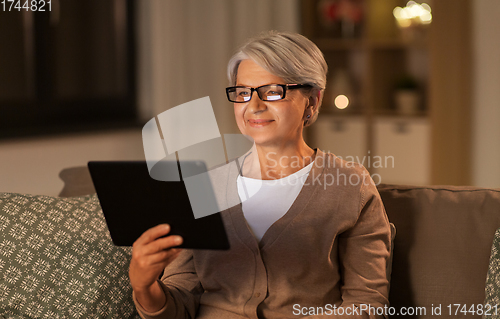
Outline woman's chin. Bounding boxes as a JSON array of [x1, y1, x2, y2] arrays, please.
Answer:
[[250, 137, 281, 148]]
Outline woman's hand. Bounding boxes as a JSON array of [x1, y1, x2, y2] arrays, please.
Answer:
[[129, 224, 183, 312]]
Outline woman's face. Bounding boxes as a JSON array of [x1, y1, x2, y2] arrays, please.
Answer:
[[234, 59, 309, 148]]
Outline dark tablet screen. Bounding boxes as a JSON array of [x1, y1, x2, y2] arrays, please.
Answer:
[[88, 161, 230, 250]]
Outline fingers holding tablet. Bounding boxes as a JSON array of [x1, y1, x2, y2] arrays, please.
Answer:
[[129, 224, 183, 293], [136, 224, 183, 252]]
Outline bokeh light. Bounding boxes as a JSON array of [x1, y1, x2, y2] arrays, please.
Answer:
[[334, 95, 349, 109], [393, 1, 432, 28]]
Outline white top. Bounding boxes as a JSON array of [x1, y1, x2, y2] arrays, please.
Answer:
[[236, 161, 314, 241]]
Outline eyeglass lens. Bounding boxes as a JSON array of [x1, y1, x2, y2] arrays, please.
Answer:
[[228, 85, 284, 102]]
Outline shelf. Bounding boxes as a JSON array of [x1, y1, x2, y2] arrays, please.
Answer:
[[303, 0, 431, 183], [367, 38, 428, 50], [373, 110, 428, 119], [315, 38, 364, 51], [303, 0, 474, 185], [316, 37, 427, 52], [319, 109, 366, 117], [319, 108, 428, 119]]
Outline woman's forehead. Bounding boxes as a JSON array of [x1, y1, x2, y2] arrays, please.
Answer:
[[236, 60, 285, 86]]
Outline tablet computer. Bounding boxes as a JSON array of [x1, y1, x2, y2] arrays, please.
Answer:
[[88, 161, 230, 250]]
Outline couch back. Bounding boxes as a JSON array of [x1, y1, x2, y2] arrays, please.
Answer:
[[378, 184, 500, 318]]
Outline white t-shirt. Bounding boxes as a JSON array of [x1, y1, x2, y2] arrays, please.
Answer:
[[236, 161, 314, 241]]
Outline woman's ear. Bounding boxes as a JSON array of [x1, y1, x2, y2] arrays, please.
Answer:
[[307, 89, 321, 113]]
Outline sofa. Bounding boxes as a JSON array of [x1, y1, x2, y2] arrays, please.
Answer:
[[1, 167, 500, 318], [378, 184, 500, 318]]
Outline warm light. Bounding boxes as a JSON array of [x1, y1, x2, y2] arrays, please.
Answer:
[[393, 1, 432, 28], [334, 95, 349, 109], [393, 7, 402, 19], [421, 3, 431, 13], [408, 4, 421, 17], [420, 11, 432, 24]]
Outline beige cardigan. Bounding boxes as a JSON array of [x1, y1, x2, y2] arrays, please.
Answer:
[[134, 150, 391, 319]]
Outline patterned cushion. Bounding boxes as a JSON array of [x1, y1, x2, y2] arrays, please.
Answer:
[[485, 228, 500, 319], [0, 193, 140, 319]]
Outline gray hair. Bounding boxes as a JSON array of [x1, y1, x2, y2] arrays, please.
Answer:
[[227, 31, 328, 127]]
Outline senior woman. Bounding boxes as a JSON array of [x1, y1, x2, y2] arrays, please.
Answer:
[[130, 31, 391, 319]]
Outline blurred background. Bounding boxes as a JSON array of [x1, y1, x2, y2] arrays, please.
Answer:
[[0, 0, 498, 195]]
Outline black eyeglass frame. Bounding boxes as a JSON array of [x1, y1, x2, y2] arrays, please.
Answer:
[[225, 84, 312, 103]]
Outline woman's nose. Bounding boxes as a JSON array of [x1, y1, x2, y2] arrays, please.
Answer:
[[247, 91, 267, 113]]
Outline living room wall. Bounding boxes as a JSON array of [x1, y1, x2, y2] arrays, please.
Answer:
[[472, 0, 500, 188], [0, 0, 499, 196], [0, 0, 300, 196], [0, 129, 144, 196]]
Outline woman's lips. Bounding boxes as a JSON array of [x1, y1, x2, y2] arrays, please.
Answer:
[[248, 119, 274, 127]]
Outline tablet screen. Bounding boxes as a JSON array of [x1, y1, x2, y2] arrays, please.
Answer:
[[88, 161, 230, 250]]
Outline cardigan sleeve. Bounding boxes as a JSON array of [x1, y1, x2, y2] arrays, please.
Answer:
[[336, 172, 391, 319], [133, 249, 203, 319]]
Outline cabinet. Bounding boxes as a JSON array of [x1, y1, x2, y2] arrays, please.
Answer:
[[311, 116, 366, 161], [302, 0, 431, 185], [310, 115, 430, 185], [373, 117, 430, 185]]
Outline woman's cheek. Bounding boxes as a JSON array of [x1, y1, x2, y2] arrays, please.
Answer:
[[234, 111, 246, 134]]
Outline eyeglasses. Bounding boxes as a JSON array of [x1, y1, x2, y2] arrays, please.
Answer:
[[226, 84, 311, 103]]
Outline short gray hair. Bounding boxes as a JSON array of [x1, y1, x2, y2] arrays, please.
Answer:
[[227, 31, 328, 126]]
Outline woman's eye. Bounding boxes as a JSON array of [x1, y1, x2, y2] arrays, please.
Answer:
[[263, 90, 279, 95], [238, 91, 249, 96]]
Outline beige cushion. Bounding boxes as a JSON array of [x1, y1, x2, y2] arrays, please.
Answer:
[[59, 166, 95, 197], [378, 184, 500, 316]]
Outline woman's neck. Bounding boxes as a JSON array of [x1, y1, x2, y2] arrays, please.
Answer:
[[241, 141, 316, 180]]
